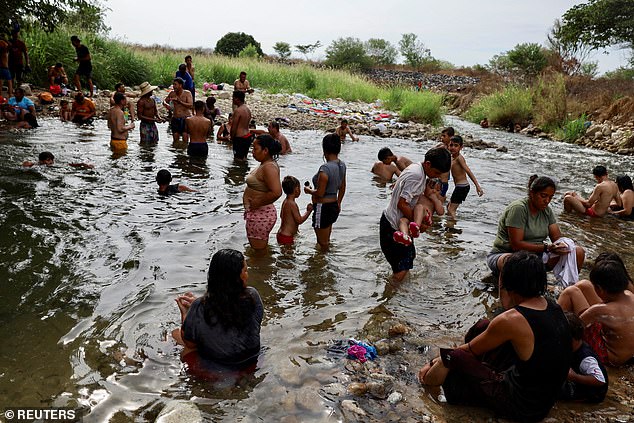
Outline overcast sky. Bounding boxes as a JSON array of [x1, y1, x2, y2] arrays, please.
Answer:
[[104, 0, 628, 74]]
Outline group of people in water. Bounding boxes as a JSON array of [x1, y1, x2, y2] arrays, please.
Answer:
[[6, 38, 634, 420]]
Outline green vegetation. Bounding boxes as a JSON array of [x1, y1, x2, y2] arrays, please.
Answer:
[[532, 73, 567, 128], [273, 42, 292, 59], [365, 38, 398, 66], [399, 33, 433, 69], [325, 37, 373, 71], [464, 86, 533, 127], [553, 114, 588, 142], [215, 32, 263, 57]]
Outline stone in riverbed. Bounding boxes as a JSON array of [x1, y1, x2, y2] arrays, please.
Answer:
[[341, 399, 367, 417], [155, 400, 202, 423]]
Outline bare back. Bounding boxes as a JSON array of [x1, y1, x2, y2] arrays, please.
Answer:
[[278, 198, 300, 236], [372, 162, 399, 180], [186, 115, 211, 142], [232, 104, 252, 138], [107, 107, 128, 140], [591, 180, 620, 216]]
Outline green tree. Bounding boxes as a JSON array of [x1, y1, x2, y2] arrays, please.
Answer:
[[325, 37, 372, 70], [273, 41, 292, 59], [546, 19, 594, 75], [0, 0, 102, 32], [238, 44, 259, 59], [398, 33, 432, 69], [507, 43, 548, 78], [295, 41, 321, 60], [215, 32, 263, 57], [365, 38, 398, 66], [559, 0, 634, 51]]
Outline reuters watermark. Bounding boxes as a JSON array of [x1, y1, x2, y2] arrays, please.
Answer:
[[3, 408, 82, 422]]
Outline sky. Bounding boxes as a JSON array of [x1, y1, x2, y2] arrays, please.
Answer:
[[104, 0, 629, 74]]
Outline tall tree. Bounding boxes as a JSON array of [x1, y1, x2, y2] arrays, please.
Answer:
[[215, 32, 263, 57], [546, 19, 594, 75], [0, 0, 103, 32], [273, 42, 292, 59], [365, 38, 398, 66], [295, 41, 321, 60], [398, 33, 432, 69], [325, 37, 372, 70]]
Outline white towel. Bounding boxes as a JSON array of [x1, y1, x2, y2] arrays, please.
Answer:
[[546, 237, 579, 288]]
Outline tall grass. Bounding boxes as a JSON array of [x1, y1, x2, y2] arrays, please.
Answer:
[[464, 85, 532, 127], [553, 113, 588, 142], [20, 26, 444, 124], [532, 73, 566, 128]]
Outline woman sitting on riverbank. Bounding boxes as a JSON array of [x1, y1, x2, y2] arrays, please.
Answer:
[[419, 251, 572, 422], [304, 133, 346, 250], [487, 175, 585, 279], [172, 249, 264, 367], [609, 175, 634, 219], [243, 135, 282, 250]]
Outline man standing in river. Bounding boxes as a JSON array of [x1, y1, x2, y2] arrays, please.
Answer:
[[185, 100, 212, 157], [108, 92, 135, 152], [164, 77, 193, 143], [230, 90, 253, 160], [563, 165, 620, 217]]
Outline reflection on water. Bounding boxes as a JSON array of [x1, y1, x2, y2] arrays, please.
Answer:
[[0, 118, 633, 421]]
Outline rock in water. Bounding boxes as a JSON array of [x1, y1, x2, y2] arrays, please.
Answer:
[[155, 400, 202, 423]]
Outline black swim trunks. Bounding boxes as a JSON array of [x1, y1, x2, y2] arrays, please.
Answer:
[[76, 61, 92, 78], [450, 184, 470, 204], [380, 213, 415, 273], [187, 142, 208, 157], [233, 133, 254, 159], [171, 117, 187, 134], [312, 202, 340, 229]]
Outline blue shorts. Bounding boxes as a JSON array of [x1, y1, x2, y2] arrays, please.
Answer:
[[171, 117, 187, 134], [0, 67, 11, 79], [440, 181, 450, 197]]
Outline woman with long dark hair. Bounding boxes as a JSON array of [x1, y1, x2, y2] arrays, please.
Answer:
[[172, 249, 263, 366]]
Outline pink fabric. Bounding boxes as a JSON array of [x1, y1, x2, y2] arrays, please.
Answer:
[[245, 204, 277, 241], [347, 344, 368, 362]]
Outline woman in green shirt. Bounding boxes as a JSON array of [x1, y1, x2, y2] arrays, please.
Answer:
[[487, 175, 585, 274]]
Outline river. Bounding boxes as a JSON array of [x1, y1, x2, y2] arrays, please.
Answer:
[[0, 116, 632, 422]]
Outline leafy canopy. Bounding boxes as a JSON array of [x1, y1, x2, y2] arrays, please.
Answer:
[[365, 38, 398, 66], [0, 0, 106, 33], [273, 42, 292, 59], [325, 37, 372, 70], [295, 41, 322, 60], [398, 33, 432, 69], [215, 32, 263, 57]]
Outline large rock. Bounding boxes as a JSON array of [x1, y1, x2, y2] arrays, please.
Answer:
[[155, 400, 202, 423], [20, 84, 32, 96]]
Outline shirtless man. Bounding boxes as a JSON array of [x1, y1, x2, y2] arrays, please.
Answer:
[[108, 92, 135, 152], [185, 101, 212, 157], [564, 165, 621, 217], [136, 81, 161, 143], [372, 147, 401, 180], [335, 119, 358, 141], [48, 63, 68, 86], [163, 77, 193, 143], [110, 83, 135, 121], [233, 71, 254, 94], [230, 90, 253, 160], [268, 121, 291, 154], [0, 33, 13, 97]]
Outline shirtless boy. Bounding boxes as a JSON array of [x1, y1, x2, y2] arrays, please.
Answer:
[[156, 169, 194, 195], [0, 33, 13, 97], [185, 100, 212, 157], [230, 90, 253, 160], [372, 147, 401, 180], [164, 77, 193, 143], [447, 135, 484, 219], [564, 165, 620, 217], [108, 92, 135, 152], [277, 176, 313, 245], [110, 83, 136, 121], [335, 119, 358, 142], [579, 259, 634, 366], [268, 121, 291, 154]]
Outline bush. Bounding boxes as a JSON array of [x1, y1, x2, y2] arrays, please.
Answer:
[[273, 42, 292, 59], [238, 44, 259, 59], [215, 32, 263, 57], [325, 37, 372, 71], [604, 67, 634, 80], [507, 43, 548, 79], [365, 38, 398, 66], [532, 73, 567, 128], [464, 85, 532, 127], [553, 113, 588, 142]]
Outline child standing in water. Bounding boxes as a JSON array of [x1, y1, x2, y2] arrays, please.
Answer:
[[447, 135, 483, 219], [276, 176, 313, 245], [59, 100, 71, 122]]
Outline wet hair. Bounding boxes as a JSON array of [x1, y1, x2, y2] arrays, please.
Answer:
[[528, 175, 556, 194], [233, 90, 245, 103], [14, 87, 24, 95], [206, 96, 216, 106], [39, 151, 55, 162], [113, 92, 126, 105], [594, 252, 632, 283], [240, 71, 247, 76], [178, 63, 187, 72], [322, 133, 341, 155], [70, 35, 80, 43], [590, 259, 629, 294], [114, 82, 124, 91], [592, 165, 607, 177], [282, 175, 300, 194], [616, 175, 633, 192], [173, 77, 185, 87], [378, 147, 394, 161], [255, 134, 282, 159], [424, 147, 451, 173], [185, 55, 192, 61], [565, 312, 584, 341], [156, 169, 172, 185], [500, 250, 547, 297], [269, 120, 280, 131], [441, 127, 455, 136], [450, 135, 464, 146], [202, 249, 254, 329], [194, 100, 205, 112]]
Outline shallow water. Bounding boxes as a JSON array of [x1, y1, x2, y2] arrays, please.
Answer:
[[0, 117, 633, 421]]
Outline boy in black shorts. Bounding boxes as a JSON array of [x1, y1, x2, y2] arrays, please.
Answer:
[[447, 135, 483, 219]]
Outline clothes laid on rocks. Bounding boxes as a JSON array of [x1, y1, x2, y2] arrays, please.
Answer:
[[182, 289, 263, 365]]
